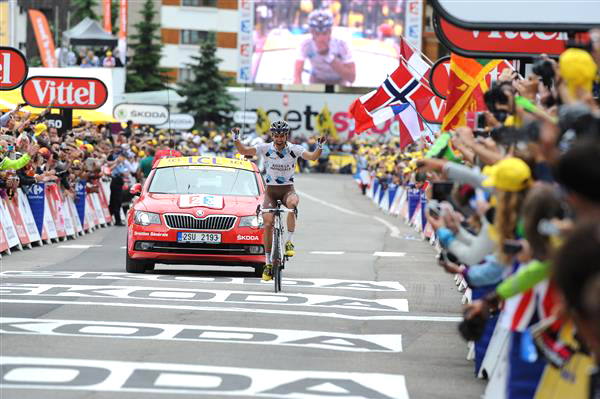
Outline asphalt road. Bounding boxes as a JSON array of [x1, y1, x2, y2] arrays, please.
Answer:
[[0, 174, 485, 399]]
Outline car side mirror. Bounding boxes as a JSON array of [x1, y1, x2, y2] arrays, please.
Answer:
[[130, 183, 142, 196]]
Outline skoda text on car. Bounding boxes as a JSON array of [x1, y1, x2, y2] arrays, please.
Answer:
[[126, 156, 266, 274]]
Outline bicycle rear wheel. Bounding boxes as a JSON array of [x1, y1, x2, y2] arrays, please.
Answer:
[[272, 228, 282, 293]]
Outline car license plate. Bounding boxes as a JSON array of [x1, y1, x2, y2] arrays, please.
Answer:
[[177, 232, 221, 243]]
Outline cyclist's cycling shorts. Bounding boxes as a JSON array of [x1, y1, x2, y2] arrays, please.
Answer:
[[263, 185, 296, 209]]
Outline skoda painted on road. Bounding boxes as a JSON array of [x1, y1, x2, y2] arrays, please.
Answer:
[[126, 156, 266, 274]]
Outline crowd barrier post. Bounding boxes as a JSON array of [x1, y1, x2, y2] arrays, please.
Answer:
[[4, 195, 31, 249], [0, 197, 22, 252], [0, 225, 8, 255], [389, 186, 403, 216], [479, 314, 511, 380], [483, 328, 510, 399], [85, 194, 98, 230]]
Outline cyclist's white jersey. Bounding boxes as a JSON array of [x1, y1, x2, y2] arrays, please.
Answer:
[[297, 36, 353, 83], [254, 142, 305, 185]]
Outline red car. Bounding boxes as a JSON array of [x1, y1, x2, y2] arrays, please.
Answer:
[[126, 156, 266, 275]]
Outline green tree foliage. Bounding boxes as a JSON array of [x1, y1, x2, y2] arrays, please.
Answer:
[[125, 0, 169, 92], [71, 0, 98, 25], [111, 0, 119, 35], [177, 33, 237, 129]]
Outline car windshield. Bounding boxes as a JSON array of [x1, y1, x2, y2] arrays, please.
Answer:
[[149, 166, 260, 196]]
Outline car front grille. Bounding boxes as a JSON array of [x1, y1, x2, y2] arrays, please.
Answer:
[[134, 241, 264, 255], [164, 214, 237, 231]]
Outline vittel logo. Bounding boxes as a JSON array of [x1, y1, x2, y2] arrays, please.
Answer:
[[22, 76, 108, 109]]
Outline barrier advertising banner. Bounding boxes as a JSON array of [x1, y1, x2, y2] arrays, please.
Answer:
[[16, 188, 41, 243], [5, 196, 30, 245], [0, 198, 20, 249], [45, 184, 66, 238], [25, 183, 45, 235], [75, 180, 86, 224], [28, 10, 58, 68]]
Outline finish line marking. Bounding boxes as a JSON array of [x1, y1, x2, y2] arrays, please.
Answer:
[[0, 300, 462, 322], [0, 357, 410, 398], [0, 317, 404, 353], [310, 251, 345, 255], [57, 245, 102, 249], [373, 252, 406, 257]]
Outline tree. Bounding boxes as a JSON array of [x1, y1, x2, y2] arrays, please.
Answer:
[[125, 0, 169, 92], [177, 33, 237, 129], [111, 0, 119, 35], [71, 0, 98, 25]]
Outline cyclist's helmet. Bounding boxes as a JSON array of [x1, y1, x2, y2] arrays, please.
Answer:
[[308, 10, 333, 32], [270, 120, 291, 135]]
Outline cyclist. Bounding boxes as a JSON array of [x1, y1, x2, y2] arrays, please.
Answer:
[[293, 9, 356, 86], [232, 121, 327, 281]]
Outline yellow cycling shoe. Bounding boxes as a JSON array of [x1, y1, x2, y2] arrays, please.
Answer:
[[285, 241, 295, 257], [262, 264, 273, 281]]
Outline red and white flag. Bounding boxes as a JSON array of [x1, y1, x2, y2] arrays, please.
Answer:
[[399, 36, 431, 83], [396, 104, 424, 149], [349, 63, 434, 134]]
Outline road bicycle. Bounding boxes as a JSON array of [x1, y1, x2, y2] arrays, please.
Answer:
[[259, 200, 295, 293]]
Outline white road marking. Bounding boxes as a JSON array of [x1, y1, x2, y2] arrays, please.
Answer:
[[309, 251, 345, 255], [373, 252, 407, 257], [0, 283, 409, 312], [297, 190, 404, 240], [0, 271, 406, 292], [0, 300, 462, 322], [0, 317, 403, 352], [57, 245, 102, 249], [0, 357, 411, 398], [120, 246, 126, 249]]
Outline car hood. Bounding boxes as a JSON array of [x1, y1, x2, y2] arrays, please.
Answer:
[[138, 193, 261, 216]]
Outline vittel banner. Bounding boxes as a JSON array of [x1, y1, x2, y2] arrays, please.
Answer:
[[22, 76, 108, 109], [0, 47, 28, 91]]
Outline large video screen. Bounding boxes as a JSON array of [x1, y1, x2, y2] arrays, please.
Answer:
[[251, 0, 407, 87]]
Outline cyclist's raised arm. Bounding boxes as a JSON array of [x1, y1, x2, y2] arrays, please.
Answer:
[[231, 127, 257, 156]]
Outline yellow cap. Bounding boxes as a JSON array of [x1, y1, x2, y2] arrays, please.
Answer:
[[482, 157, 531, 192], [192, 129, 198, 135], [85, 144, 94, 152], [138, 151, 145, 157], [191, 148, 197, 152], [559, 48, 597, 98], [152, 139, 158, 145], [159, 134, 165, 141], [75, 139, 83, 146], [34, 123, 47, 136]]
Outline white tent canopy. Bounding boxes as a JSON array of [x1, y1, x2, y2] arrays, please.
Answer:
[[63, 17, 118, 47]]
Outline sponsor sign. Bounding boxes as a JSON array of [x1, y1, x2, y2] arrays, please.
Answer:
[[27, 10, 58, 67], [0, 283, 409, 312], [0, 271, 408, 291], [0, 199, 20, 248], [434, 15, 584, 59], [0, 47, 28, 90], [113, 103, 169, 125], [237, 235, 259, 241], [156, 113, 195, 130], [156, 156, 254, 171], [404, 0, 423, 51], [237, 0, 254, 83], [179, 194, 224, 209], [103, 0, 112, 33], [430, 0, 600, 31], [429, 56, 451, 99], [233, 111, 257, 125], [118, 0, 127, 64], [0, 318, 403, 352], [1, 357, 410, 398], [22, 76, 108, 109]]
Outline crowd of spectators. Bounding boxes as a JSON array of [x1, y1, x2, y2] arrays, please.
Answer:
[[56, 46, 123, 68], [358, 29, 600, 397]]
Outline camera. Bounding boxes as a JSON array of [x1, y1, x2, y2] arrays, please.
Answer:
[[531, 58, 555, 88], [483, 82, 513, 123]]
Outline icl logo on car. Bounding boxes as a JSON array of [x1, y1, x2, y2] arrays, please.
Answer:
[[0, 47, 28, 90], [21, 76, 108, 109]]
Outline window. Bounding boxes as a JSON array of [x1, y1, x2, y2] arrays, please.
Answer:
[[178, 68, 195, 82], [182, 0, 217, 7], [181, 29, 209, 45]]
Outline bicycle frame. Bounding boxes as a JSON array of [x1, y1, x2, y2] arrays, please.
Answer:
[[259, 200, 294, 293]]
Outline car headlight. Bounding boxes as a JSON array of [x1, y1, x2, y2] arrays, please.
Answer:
[[239, 215, 263, 228], [134, 211, 161, 226]]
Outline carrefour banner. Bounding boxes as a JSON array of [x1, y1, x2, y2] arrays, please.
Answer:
[[25, 183, 45, 234]]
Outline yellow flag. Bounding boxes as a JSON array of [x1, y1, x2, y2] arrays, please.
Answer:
[[256, 107, 270, 135], [315, 103, 338, 139]]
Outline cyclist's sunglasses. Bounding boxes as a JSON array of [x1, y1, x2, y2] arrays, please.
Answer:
[[271, 129, 288, 137]]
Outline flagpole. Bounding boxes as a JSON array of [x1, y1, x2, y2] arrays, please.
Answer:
[[400, 35, 434, 66]]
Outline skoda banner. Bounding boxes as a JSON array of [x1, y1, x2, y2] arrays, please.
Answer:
[[113, 103, 169, 125], [156, 113, 195, 130]]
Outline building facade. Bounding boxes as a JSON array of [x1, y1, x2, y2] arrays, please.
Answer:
[[159, 0, 238, 82]]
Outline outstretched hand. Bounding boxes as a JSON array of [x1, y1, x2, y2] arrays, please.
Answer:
[[317, 134, 328, 146], [231, 127, 241, 141]]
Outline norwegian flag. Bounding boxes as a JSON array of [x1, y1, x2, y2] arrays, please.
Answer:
[[399, 36, 431, 84], [349, 63, 435, 134]]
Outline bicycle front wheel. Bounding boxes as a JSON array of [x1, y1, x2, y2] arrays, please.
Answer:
[[272, 228, 282, 293]]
